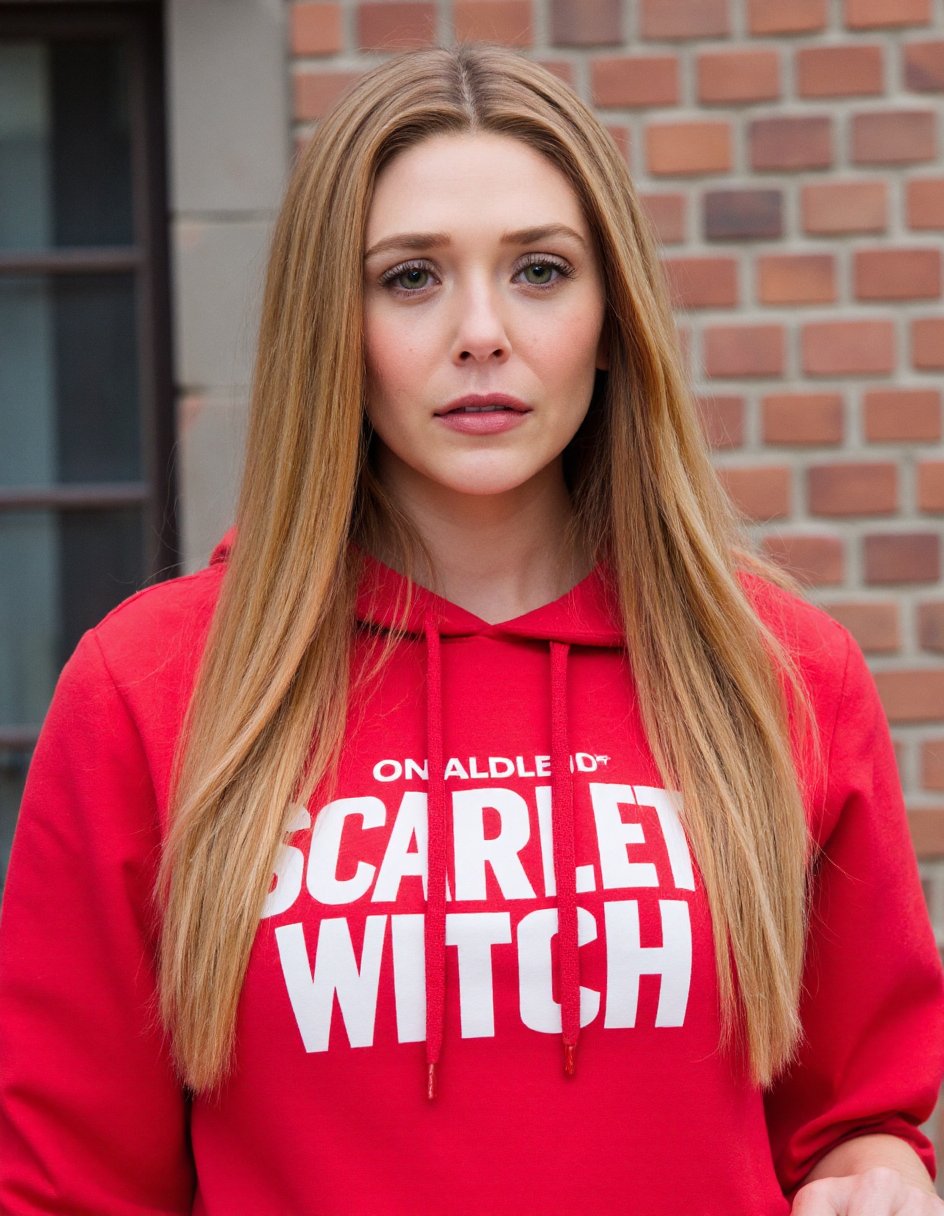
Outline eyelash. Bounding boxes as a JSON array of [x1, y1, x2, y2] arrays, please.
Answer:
[[377, 253, 576, 296]]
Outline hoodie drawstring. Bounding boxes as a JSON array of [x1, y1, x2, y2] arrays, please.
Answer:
[[424, 617, 447, 1101], [422, 623, 580, 1097], [550, 641, 580, 1076]]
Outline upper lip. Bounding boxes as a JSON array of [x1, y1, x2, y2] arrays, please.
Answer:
[[436, 393, 531, 415]]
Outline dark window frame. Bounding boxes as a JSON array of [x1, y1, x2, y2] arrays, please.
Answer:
[[0, 0, 177, 750]]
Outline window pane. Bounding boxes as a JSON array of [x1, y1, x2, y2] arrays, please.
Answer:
[[0, 38, 133, 251], [0, 507, 146, 727], [0, 273, 141, 486]]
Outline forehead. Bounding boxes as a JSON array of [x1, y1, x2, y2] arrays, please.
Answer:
[[365, 132, 588, 241]]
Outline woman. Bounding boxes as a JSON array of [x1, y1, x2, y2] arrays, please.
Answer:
[[1, 43, 942, 1216]]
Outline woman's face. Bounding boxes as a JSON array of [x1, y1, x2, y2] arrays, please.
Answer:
[[362, 132, 608, 505]]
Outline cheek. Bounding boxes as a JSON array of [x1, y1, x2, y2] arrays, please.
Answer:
[[524, 293, 605, 375], [365, 310, 431, 397], [364, 318, 396, 390], [535, 322, 604, 387]]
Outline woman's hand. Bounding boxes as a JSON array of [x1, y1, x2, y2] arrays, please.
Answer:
[[792, 1167, 944, 1214]]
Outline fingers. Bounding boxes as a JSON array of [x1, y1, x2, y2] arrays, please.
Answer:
[[792, 1169, 944, 1216]]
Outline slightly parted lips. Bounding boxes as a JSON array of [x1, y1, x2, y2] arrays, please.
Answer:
[[436, 393, 531, 415]]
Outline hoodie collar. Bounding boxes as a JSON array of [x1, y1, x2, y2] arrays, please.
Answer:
[[210, 529, 624, 649], [354, 550, 624, 649]]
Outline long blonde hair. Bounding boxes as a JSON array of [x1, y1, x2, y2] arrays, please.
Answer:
[[158, 43, 814, 1094]]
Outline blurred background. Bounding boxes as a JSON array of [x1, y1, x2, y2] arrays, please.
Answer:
[[0, 0, 942, 1170]]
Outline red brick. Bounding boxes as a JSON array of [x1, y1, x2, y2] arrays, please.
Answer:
[[864, 389, 942, 441], [846, 0, 931, 27], [698, 50, 780, 104], [704, 325, 784, 378], [535, 59, 577, 87], [646, 122, 732, 176], [718, 466, 792, 522], [808, 462, 897, 516], [907, 178, 944, 229], [921, 739, 944, 789], [919, 461, 944, 511], [873, 669, 944, 722], [663, 257, 738, 309], [356, 2, 436, 49], [640, 0, 729, 38], [291, 3, 343, 55], [761, 533, 845, 586], [801, 180, 887, 234], [864, 533, 941, 583], [550, 0, 623, 45], [696, 395, 745, 449], [641, 193, 686, 244], [605, 124, 632, 166], [802, 320, 896, 376], [748, 0, 826, 34], [797, 45, 884, 97], [757, 254, 836, 305], [750, 116, 833, 171], [294, 69, 364, 120], [912, 318, 944, 369], [826, 601, 901, 652], [762, 393, 843, 444], [454, 0, 533, 46], [918, 601, 944, 651], [704, 190, 783, 242], [855, 248, 942, 302], [852, 111, 937, 164], [904, 40, 944, 91], [909, 809, 944, 857], [591, 56, 679, 107]]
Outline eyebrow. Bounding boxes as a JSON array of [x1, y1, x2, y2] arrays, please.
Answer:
[[363, 224, 588, 260]]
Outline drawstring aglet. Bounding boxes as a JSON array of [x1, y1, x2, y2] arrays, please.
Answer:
[[563, 1041, 577, 1077], [427, 1061, 438, 1101]]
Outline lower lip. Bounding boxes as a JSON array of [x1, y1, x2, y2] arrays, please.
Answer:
[[436, 409, 530, 435]]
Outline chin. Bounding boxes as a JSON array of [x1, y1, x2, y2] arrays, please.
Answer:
[[435, 463, 546, 499]]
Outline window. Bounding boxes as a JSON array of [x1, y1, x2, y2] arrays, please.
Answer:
[[0, 2, 175, 881]]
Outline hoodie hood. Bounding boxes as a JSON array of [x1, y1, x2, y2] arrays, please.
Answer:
[[210, 526, 625, 1095], [210, 527, 624, 648]]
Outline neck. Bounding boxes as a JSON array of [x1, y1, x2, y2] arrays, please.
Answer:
[[370, 461, 590, 623]]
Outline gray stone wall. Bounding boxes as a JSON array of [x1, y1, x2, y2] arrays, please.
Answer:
[[165, 0, 290, 570]]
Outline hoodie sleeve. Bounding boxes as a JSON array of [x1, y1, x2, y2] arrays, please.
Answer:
[[764, 627, 944, 1194], [0, 629, 195, 1214]]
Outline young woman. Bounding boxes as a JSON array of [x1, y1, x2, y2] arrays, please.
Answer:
[[1, 43, 942, 1216]]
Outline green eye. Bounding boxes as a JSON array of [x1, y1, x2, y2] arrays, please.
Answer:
[[396, 267, 430, 290], [522, 262, 556, 285]]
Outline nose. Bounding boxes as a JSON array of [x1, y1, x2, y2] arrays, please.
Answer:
[[450, 277, 511, 365]]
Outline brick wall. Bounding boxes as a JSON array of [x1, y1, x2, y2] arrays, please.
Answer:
[[288, 0, 944, 1173]]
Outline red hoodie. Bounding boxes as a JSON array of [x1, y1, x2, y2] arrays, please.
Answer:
[[0, 533, 942, 1216]]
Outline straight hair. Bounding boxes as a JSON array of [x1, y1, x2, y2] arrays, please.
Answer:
[[158, 44, 816, 1094]]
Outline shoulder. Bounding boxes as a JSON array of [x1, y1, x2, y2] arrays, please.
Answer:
[[52, 561, 228, 811], [62, 562, 227, 783], [737, 571, 897, 839], [738, 570, 853, 698], [88, 561, 224, 689]]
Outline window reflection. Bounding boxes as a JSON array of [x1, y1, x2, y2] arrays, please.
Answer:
[[0, 274, 141, 487], [0, 38, 133, 252]]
